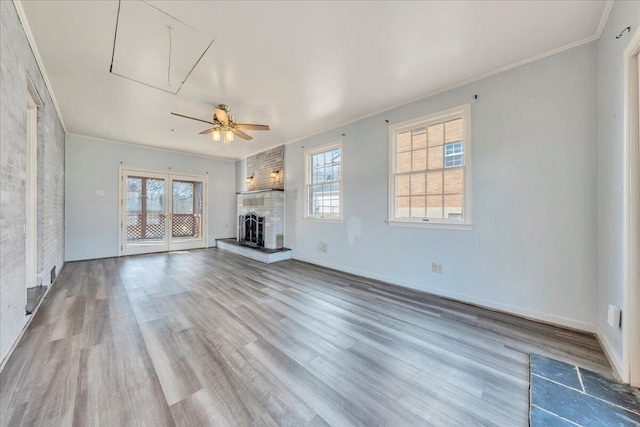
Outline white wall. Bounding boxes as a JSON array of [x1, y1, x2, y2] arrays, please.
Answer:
[[285, 42, 599, 331], [65, 134, 237, 261], [597, 1, 640, 374], [235, 159, 247, 193]]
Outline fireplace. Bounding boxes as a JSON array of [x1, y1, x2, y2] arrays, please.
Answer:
[[237, 190, 284, 250], [238, 212, 265, 247]]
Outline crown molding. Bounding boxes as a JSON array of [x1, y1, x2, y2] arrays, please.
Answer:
[[272, 1, 616, 155], [597, 0, 615, 38], [66, 132, 237, 162], [12, 0, 67, 132]]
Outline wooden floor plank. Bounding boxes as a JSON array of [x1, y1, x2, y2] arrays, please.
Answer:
[[0, 248, 611, 427]]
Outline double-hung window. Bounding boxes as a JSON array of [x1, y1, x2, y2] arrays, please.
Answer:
[[305, 140, 343, 221], [388, 104, 471, 229]]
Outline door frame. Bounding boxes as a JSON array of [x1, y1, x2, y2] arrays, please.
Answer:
[[117, 167, 209, 256], [25, 75, 42, 295], [623, 26, 640, 387]]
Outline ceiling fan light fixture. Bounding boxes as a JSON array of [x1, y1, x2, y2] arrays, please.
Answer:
[[211, 130, 221, 141], [224, 130, 234, 143]]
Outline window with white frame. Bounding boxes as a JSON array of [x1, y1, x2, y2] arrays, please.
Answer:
[[305, 141, 343, 220], [388, 104, 471, 227]]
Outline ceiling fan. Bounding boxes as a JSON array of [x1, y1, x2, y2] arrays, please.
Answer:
[[171, 104, 269, 144]]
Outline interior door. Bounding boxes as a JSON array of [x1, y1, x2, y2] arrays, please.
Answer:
[[121, 170, 169, 255], [168, 175, 207, 251]]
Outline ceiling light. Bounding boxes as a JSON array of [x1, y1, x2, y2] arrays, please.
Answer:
[[211, 131, 221, 141], [224, 130, 234, 144], [245, 175, 253, 183]]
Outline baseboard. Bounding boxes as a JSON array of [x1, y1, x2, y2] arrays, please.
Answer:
[[292, 254, 597, 333], [597, 327, 625, 381], [65, 243, 223, 262], [0, 261, 65, 372]]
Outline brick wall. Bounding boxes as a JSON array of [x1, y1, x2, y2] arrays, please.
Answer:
[[237, 191, 284, 249], [246, 145, 284, 191], [0, 1, 65, 363], [395, 119, 464, 218]]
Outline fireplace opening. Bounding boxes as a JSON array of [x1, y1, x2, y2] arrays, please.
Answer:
[[238, 212, 265, 247]]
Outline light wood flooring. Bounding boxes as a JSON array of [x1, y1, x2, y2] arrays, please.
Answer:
[[0, 249, 611, 426]]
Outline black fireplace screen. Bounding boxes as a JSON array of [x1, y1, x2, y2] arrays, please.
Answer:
[[238, 213, 265, 247]]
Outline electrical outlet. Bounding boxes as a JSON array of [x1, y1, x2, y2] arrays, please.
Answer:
[[317, 242, 327, 253], [94, 236, 100, 243], [95, 190, 104, 197], [432, 262, 443, 274]]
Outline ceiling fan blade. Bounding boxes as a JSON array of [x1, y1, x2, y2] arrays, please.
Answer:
[[235, 124, 270, 131], [199, 127, 221, 135], [215, 108, 229, 125], [232, 129, 253, 140], [171, 112, 217, 126]]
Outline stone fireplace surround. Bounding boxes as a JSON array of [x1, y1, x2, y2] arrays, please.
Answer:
[[237, 189, 284, 250], [217, 145, 290, 262]]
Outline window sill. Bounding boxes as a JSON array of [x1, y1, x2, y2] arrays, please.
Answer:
[[303, 217, 343, 224], [386, 220, 472, 230]]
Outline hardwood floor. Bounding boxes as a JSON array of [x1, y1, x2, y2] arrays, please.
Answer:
[[0, 249, 611, 426]]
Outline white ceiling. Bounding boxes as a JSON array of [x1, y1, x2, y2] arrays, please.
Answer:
[[20, 0, 609, 160]]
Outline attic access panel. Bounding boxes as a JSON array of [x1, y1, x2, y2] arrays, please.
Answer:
[[110, 0, 213, 94]]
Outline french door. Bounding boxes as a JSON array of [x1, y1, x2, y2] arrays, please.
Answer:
[[119, 169, 207, 256]]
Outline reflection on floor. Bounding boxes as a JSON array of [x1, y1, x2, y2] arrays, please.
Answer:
[[25, 285, 47, 315], [529, 353, 640, 426]]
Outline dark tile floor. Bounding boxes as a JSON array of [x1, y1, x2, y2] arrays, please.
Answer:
[[530, 353, 640, 426]]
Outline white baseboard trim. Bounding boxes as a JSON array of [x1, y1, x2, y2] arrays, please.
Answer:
[[292, 254, 596, 333], [0, 261, 65, 372], [597, 327, 624, 380]]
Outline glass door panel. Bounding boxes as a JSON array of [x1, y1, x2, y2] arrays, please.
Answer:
[[121, 171, 169, 255], [169, 176, 206, 251], [120, 169, 207, 255]]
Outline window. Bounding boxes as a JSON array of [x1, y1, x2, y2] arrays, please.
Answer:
[[444, 142, 464, 168], [305, 141, 343, 220], [388, 104, 471, 229]]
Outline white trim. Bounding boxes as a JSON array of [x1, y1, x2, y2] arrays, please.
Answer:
[[596, 1, 615, 39], [276, 32, 611, 159], [622, 25, 640, 387], [13, 0, 612, 161], [292, 254, 597, 333], [387, 103, 472, 228], [597, 327, 625, 380], [26, 73, 43, 107], [25, 80, 39, 296], [67, 132, 236, 163], [12, 0, 67, 132], [386, 220, 472, 231], [304, 140, 344, 221], [303, 217, 343, 224]]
